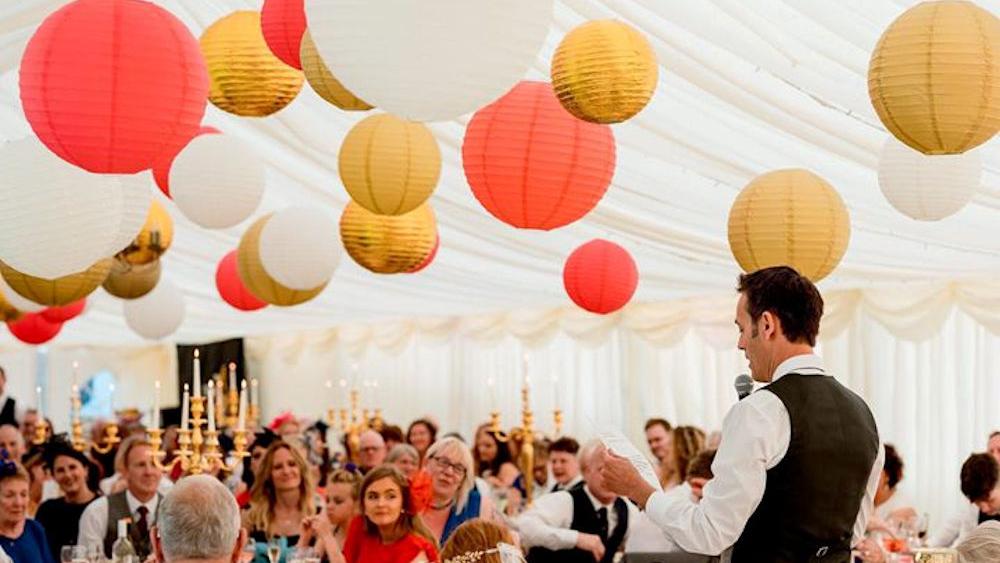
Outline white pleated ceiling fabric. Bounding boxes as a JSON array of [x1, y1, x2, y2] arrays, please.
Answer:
[[0, 0, 998, 346]]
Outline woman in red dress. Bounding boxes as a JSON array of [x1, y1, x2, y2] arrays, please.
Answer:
[[315, 465, 440, 563]]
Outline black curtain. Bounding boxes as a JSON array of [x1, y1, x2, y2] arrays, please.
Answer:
[[160, 338, 246, 427]]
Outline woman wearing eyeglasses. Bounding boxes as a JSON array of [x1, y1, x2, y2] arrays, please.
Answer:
[[421, 438, 496, 545]]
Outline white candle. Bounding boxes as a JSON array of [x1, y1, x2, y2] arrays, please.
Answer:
[[250, 378, 259, 407], [487, 376, 496, 410], [36, 386, 43, 420], [238, 380, 247, 431], [108, 383, 115, 411], [228, 363, 236, 394], [152, 380, 160, 431], [553, 374, 561, 409], [72, 360, 79, 387], [339, 378, 347, 409], [181, 384, 190, 431], [207, 380, 216, 432], [71, 384, 79, 422], [193, 349, 201, 398]]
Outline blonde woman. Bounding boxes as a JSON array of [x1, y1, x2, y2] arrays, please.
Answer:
[[661, 426, 706, 490], [421, 438, 495, 545], [300, 468, 361, 558], [242, 441, 318, 560]]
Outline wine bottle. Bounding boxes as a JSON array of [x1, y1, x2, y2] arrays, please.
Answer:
[[111, 519, 137, 563]]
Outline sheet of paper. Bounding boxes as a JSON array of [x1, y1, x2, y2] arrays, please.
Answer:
[[598, 428, 663, 493]]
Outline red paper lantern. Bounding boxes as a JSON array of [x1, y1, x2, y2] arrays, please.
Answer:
[[463, 81, 616, 230], [216, 250, 267, 311], [261, 0, 306, 70], [152, 126, 220, 197], [19, 0, 209, 174], [40, 299, 86, 323], [7, 313, 63, 345], [562, 239, 638, 314], [407, 234, 440, 274]]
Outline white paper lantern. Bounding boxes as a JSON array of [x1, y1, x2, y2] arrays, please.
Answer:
[[878, 138, 981, 221], [123, 276, 185, 339], [305, 0, 554, 122], [259, 206, 341, 290], [170, 134, 265, 229], [0, 138, 152, 279], [0, 273, 44, 313]]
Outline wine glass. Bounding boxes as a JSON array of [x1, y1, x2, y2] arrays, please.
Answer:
[[61, 546, 88, 563], [266, 539, 282, 563]]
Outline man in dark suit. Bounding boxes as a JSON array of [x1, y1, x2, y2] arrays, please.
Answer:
[[0, 366, 18, 428]]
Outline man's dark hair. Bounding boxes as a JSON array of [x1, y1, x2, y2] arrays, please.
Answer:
[[549, 437, 580, 455], [380, 425, 404, 445], [884, 444, 904, 489], [990, 431, 1000, 440], [644, 418, 672, 433], [961, 453, 999, 503], [687, 449, 717, 480], [737, 266, 824, 347]]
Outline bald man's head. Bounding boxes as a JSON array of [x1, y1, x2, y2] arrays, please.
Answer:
[[0, 424, 25, 463], [359, 429, 387, 470]]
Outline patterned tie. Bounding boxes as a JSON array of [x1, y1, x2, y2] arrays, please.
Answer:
[[596, 507, 609, 542], [136, 506, 150, 541]]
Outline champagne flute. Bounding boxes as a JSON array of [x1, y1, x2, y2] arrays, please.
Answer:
[[61, 546, 88, 563], [267, 539, 282, 563]]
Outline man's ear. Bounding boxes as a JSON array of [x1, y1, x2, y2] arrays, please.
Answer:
[[759, 310, 779, 340]]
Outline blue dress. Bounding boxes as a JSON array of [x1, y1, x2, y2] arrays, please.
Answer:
[[440, 487, 482, 544], [0, 519, 55, 563]]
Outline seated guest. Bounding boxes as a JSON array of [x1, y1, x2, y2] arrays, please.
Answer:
[[151, 475, 247, 563], [868, 444, 917, 533], [532, 439, 552, 499], [0, 368, 17, 428], [957, 521, 1000, 563], [441, 520, 516, 563], [17, 410, 38, 448], [242, 441, 318, 558], [474, 425, 520, 490], [931, 453, 1000, 548], [422, 438, 496, 545], [989, 432, 1000, 466], [78, 437, 162, 560], [407, 419, 439, 466], [0, 461, 55, 563], [0, 426, 24, 464], [381, 425, 405, 453], [519, 441, 639, 563], [336, 465, 440, 562], [685, 449, 716, 503], [548, 438, 583, 494], [35, 439, 100, 557], [662, 426, 705, 491], [388, 444, 421, 479], [643, 419, 673, 487], [358, 430, 388, 474], [237, 430, 279, 508], [21, 448, 45, 516], [301, 468, 361, 559], [99, 434, 173, 497]]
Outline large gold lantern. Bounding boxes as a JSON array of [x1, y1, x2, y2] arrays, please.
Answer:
[[0, 258, 112, 306], [120, 201, 173, 266], [103, 257, 162, 299], [300, 31, 372, 112], [339, 202, 437, 274], [237, 214, 328, 306]]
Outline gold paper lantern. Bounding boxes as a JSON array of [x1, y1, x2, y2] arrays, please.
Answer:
[[120, 201, 173, 266], [727, 169, 850, 283], [0, 291, 21, 323], [201, 11, 304, 117], [237, 214, 328, 306], [339, 114, 441, 216], [869, 1, 1000, 154], [0, 258, 112, 306], [339, 201, 437, 274], [300, 31, 372, 112], [103, 257, 161, 300], [551, 20, 658, 124]]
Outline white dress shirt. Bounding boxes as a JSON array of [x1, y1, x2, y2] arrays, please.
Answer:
[[77, 490, 160, 549], [929, 503, 980, 548], [626, 484, 689, 553], [550, 474, 584, 493], [644, 354, 884, 562], [518, 485, 640, 552]]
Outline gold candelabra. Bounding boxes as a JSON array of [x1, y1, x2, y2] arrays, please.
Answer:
[[553, 408, 563, 437], [492, 383, 537, 504], [149, 394, 248, 476]]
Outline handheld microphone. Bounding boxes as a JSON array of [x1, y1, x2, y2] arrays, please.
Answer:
[[735, 374, 754, 400]]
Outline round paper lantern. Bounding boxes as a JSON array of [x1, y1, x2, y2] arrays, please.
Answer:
[[258, 207, 341, 290], [19, 0, 208, 173], [340, 202, 437, 274], [151, 126, 220, 197], [119, 201, 174, 266], [216, 251, 267, 311], [305, 0, 554, 121], [463, 81, 616, 230], [170, 134, 266, 229], [7, 313, 62, 345], [727, 169, 850, 283], [563, 239, 638, 314], [123, 276, 185, 340], [339, 114, 440, 215], [406, 234, 439, 274], [40, 299, 86, 323], [238, 215, 328, 306], [0, 259, 112, 307], [878, 138, 981, 221], [300, 31, 373, 111], [261, 0, 306, 70], [0, 138, 152, 279], [103, 258, 161, 300], [551, 20, 658, 124], [869, 2, 1000, 155], [201, 11, 304, 117], [0, 275, 44, 314]]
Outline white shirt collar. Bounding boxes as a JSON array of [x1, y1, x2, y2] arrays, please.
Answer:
[[562, 474, 583, 489], [125, 489, 158, 520], [583, 484, 615, 511], [770, 353, 826, 384]]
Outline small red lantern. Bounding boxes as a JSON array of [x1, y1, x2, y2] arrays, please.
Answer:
[[40, 299, 86, 323], [152, 126, 220, 197], [216, 250, 267, 311], [407, 234, 440, 274], [562, 239, 638, 314], [261, 0, 306, 70], [8, 313, 63, 345], [463, 81, 616, 230], [19, 0, 209, 173]]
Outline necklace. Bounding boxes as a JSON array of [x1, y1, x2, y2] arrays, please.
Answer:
[[430, 498, 455, 511]]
